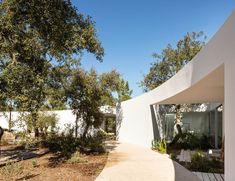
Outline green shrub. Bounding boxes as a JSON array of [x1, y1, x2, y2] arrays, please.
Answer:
[[46, 134, 79, 157], [37, 112, 58, 136], [20, 137, 42, 149], [80, 130, 106, 153], [177, 133, 200, 150], [169, 153, 176, 160], [67, 151, 87, 164], [17, 112, 58, 138], [199, 134, 211, 150], [14, 131, 27, 140], [170, 132, 211, 150], [44, 129, 106, 157], [190, 150, 209, 171], [31, 160, 38, 168], [152, 140, 167, 154], [95, 129, 116, 140]]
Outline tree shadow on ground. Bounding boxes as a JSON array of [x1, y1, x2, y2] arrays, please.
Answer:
[[16, 174, 40, 181], [47, 154, 65, 168], [0, 146, 49, 167]]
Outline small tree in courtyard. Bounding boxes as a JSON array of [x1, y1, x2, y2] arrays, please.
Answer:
[[66, 68, 104, 138]]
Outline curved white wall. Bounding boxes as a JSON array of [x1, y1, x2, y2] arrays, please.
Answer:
[[117, 10, 235, 180]]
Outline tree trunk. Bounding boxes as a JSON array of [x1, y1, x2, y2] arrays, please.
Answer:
[[8, 108, 12, 131], [75, 114, 79, 138], [12, 53, 17, 65], [82, 124, 89, 139], [0, 127, 4, 140], [169, 105, 183, 146], [32, 113, 39, 137], [34, 128, 39, 137], [0, 127, 3, 156]]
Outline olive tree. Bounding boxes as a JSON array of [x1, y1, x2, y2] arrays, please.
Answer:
[[0, 0, 104, 136], [141, 32, 206, 140], [66, 68, 132, 138], [141, 32, 206, 91]]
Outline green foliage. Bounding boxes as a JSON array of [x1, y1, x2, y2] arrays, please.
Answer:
[[0, 56, 51, 138], [65, 67, 132, 138], [199, 134, 211, 150], [0, 161, 23, 181], [79, 130, 106, 153], [0, 63, 46, 111], [43, 62, 74, 110], [152, 139, 167, 154], [31, 160, 38, 168], [170, 133, 211, 150], [20, 137, 42, 149], [141, 32, 206, 91], [189, 150, 223, 173], [46, 129, 106, 157], [100, 70, 132, 104], [18, 112, 58, 137], [46, 134, 79, 157], [0, 0, 104, 63], [0, 0, 104, 137], [14, 131, 27, 140], [117, 79, 133, 102], [190, 150, 209, 171], [169, 153, 176, 160], [0, 62, 50, 137], [67, 151, 87, 164], [0, 1, 132, 147], [37, 113, 58, 136], [66, 68, 104, 138], [177, 133, 200, 150], [105, 117, 116, 133]]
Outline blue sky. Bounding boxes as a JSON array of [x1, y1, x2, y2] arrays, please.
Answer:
[[72, 0, 235, 97]]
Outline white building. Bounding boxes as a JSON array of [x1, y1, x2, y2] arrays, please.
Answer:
[[0, 106, 116, 133]]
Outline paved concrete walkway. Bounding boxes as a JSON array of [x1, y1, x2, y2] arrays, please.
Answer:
[[96, 142, 199, 181]]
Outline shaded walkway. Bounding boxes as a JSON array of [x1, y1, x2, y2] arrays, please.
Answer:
[[96, 142, 199, 181]]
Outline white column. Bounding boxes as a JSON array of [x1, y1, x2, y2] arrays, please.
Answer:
[[225, 62, 235, 181]]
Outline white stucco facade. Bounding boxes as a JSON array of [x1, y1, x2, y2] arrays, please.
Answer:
[[0, 106, 116, 132], [117, 10, 235, 180]]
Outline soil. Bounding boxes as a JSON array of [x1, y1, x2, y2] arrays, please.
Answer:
[[0, 145, 108, 181]]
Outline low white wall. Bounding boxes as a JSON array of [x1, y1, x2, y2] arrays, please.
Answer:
[[0, 106, 116, 131], [0, 110, 76, 131]]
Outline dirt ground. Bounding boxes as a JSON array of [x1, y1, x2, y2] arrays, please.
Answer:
[[0, 147, 108, 181]]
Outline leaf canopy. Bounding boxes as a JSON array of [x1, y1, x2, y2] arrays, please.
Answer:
[[141, 32, 206, 92]]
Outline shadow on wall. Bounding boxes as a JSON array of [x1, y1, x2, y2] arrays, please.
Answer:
[[150, 104, 168, 141], [150, 105, 161, 140], [116, 103, 123, 139]]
